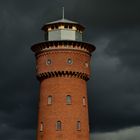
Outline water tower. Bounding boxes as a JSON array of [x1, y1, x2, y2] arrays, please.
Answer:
[[31, 13, 96, 140]]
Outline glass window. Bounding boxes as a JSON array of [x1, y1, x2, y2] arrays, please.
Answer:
[[77, 121, 81, 131], [69, 25, 72, 29], [83, 97, 86, 106], [66, 95, 71, 105], [64, 25, 68, 28], [48, 95, 52, 105], [59, 25, 64, 29], [40, 122, 44, 132], [67, 58, 73, 64], [72, 26, 77, 30], [55, 25, 58, 29], [56, 121, 61, 131], [84, 62, 89, 67], [48, 27, 52, 31], [46, 59, 51, 65]]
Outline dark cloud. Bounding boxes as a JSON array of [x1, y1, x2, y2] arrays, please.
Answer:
[[88, 35, 140, 132], [105, 27, 140, 70], [0, 0, 140, 139], [91, 126, 140, 140]]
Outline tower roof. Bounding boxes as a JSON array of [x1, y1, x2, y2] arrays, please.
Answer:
[[42, 18, 85, 31], [46, 18, 78, 25]]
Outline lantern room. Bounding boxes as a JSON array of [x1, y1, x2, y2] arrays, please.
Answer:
[[42, 18, 85, 41]]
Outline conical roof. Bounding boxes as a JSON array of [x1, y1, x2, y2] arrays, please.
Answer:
[[46, 18, 78, 25], [42, 18, 85, 31]]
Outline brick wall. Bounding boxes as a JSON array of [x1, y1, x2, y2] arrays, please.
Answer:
[[34, 44, 92, 140]]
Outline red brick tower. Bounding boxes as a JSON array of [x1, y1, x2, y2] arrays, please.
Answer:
[[31, 17, 95, 140]]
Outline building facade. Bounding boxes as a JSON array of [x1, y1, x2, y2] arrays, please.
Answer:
[[31, 18, 96, 140]]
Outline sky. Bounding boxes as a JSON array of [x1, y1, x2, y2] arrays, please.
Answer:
[[0, 0, 140, 140]]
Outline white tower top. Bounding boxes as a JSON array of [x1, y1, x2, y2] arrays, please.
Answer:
[[42, 13, 85, 41]]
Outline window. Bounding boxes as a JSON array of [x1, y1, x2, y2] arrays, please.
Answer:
[[65, 25, 68, 28], [66, 95, 71, 105], [40, 122, 44, 132], [48, 95, 52, 105], [83, 97, 86, 106], [51, 26, 54, 30], [59, 25, 64, 29], [72, 26, 77, 30], [56, 121, 61, 131], [77, 121, 81, 131], [67, 58, 73, 64], [84, 62, 89, 67], [48, 27, 52, 31], [55, 25, 58, 29], [69, 25, 72, 29], [46, 59, 51, 65]]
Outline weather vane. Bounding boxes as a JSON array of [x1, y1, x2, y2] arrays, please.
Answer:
[[62, 7, 65, 19]]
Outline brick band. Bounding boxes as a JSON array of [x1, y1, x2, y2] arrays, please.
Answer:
[[31, 40, 95, 54], [37, 71, 89, 81]]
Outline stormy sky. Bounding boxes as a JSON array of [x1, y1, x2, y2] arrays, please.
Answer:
[[0, 0, 140, 140]]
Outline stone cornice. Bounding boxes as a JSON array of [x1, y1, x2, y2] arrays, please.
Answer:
[[31, 40, 96, 54], [35, 48, 91, 58], [37, 71, 89, 81]]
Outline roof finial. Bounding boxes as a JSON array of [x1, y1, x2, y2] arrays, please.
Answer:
[[62, 7, 64, 19]]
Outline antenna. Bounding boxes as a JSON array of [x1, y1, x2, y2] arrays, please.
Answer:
[[62, 7, 64, 19]]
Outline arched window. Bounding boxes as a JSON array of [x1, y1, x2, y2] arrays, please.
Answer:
[[77, 121, 81, 131], [83, 97, 86, 106], [48, 95, 52, 105], [56, 121, 61, 131], [40, 122, 44, 132], [66, 95, 71, 105], [84, 62, 89, 67]]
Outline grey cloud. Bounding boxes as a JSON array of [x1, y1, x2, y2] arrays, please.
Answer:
[[105, 28, 140, 70], [88, 36, 140, 132], [91, 126, 140, 140], [0, 122, 35, 140]]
